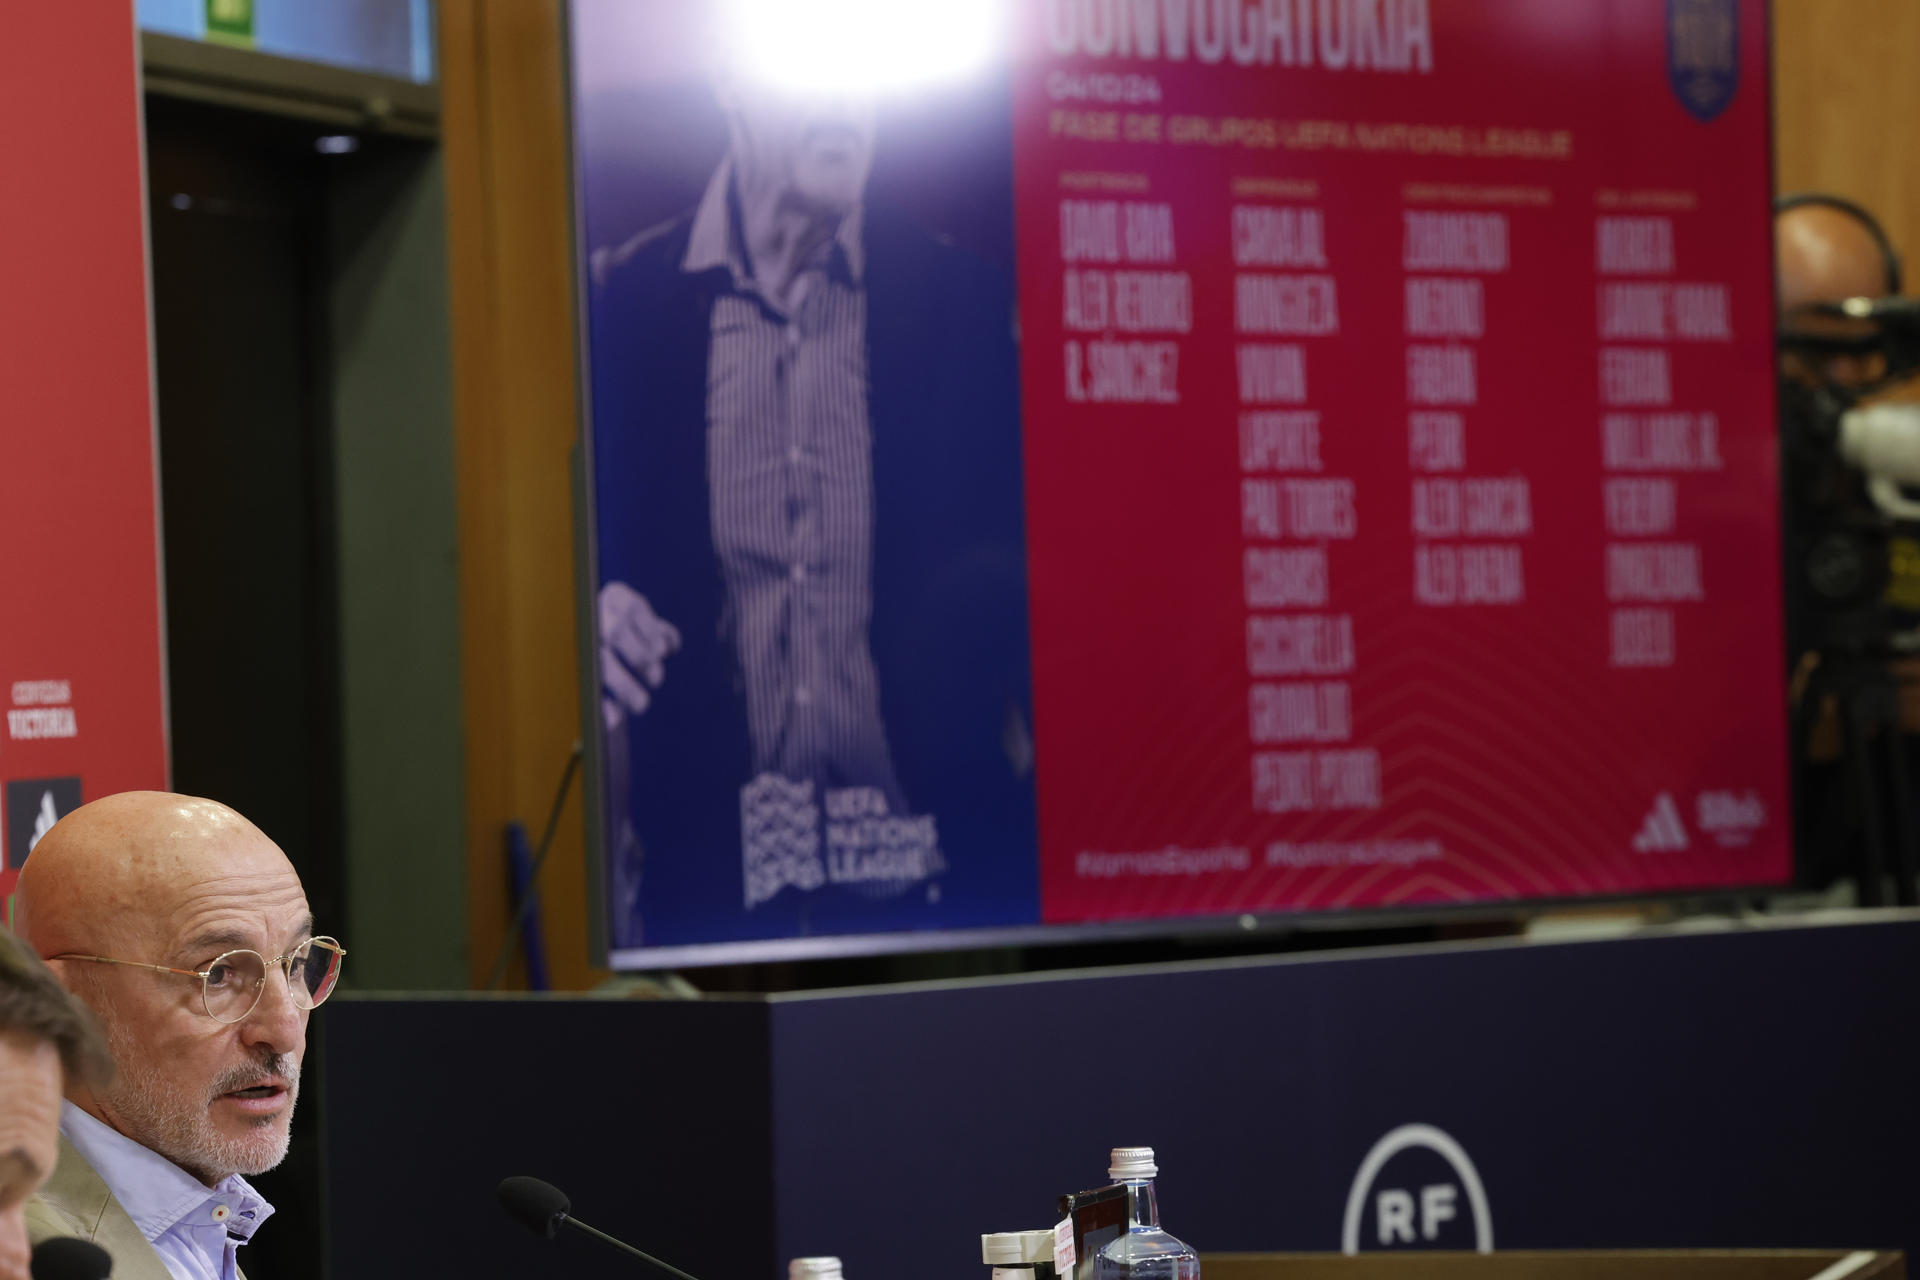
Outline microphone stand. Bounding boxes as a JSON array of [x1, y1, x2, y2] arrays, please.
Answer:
[[562, 1215, 705, 1280]]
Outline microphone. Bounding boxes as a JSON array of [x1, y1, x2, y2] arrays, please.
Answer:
[[30, 1238, 112, 1280], [497, 1176, 703, 1280], [497, 1175, 570, 1238]]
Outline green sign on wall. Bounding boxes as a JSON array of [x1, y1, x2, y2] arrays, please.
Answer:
[[205, 0, 254, 47]]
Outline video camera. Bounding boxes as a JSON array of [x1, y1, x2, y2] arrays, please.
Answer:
[[1779, 296, 1920, 655]]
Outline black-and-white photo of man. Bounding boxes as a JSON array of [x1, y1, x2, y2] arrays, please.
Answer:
[[582, 45, 1035, 948]]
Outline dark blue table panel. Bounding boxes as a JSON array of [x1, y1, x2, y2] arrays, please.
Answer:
[[322, 997, 773, 1279], [768, 919, 1920, 1275], [322, 917, 1920, 1280]]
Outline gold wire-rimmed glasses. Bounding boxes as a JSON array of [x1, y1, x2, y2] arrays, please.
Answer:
[[52, 936, 346, 1024]]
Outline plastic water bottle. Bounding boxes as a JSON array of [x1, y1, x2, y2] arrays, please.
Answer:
[[1090, 1147, 1199, 1280], [790, 1259, 844, 1280]]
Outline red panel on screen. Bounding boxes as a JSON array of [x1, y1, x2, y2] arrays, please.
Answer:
[[1013, 1, 1787, 920], [0, 2, 167, 898]]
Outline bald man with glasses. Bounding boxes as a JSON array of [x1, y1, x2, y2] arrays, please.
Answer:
[[13, 792, 345, 1280]]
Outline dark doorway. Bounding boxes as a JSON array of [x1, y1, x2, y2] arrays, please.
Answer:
[[144, 98, 344, 923], [143, 95, 343, 1280]]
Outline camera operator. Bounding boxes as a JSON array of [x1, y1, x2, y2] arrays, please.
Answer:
[[1776, 192, 1920, 899]]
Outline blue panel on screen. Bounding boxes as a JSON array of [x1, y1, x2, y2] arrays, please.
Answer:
[[571, 0, 1039, 954]]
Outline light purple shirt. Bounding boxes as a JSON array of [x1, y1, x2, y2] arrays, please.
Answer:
[[60, 1102, 273, 1280]]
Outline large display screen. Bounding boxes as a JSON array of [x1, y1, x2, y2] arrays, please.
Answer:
[[569, 0, 1786, 967]]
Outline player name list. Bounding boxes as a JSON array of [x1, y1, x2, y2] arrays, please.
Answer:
[[1016, 0, 1784, 919], [1044, 179, 1734, 825], [1594, 207, 1730, 669]]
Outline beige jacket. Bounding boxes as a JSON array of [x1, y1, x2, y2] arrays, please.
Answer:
[[24, 1134, 249, 1280]]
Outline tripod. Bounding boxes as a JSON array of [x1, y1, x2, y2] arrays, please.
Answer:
[[1795, 643, 1920, 907]]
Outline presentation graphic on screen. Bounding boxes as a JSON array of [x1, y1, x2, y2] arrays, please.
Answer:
[[569, 0, 1786, 966]]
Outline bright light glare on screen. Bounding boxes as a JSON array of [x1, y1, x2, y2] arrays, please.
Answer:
[[722, 0, 1001, 95]]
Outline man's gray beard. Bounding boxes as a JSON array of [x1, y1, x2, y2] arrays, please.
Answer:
[[101, 1015, 300, 1183]]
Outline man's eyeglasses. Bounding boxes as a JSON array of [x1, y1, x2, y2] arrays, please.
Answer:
[[52, 937, 345, 1024]]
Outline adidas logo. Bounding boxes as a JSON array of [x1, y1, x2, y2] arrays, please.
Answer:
[[1632, 792, 1689, 853], [28, 790, 59, 854]]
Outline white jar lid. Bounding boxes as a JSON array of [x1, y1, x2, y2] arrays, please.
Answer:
[[1110, 1146, 1158, 1180], [982, 1231, 1056, 1265]]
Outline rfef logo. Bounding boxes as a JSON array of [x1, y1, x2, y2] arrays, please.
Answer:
[[5, 776, 83, 870], [1666, 0, 1740, 122], [1342, 1124, 1492, 1253], [1696, 790, 1766, 847]]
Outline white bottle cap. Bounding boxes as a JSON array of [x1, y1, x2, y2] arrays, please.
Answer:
[[1110, 1146, 1158, 1180], [791, 1259, 844, 1280], [982, 1231, 1056, 1266]]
